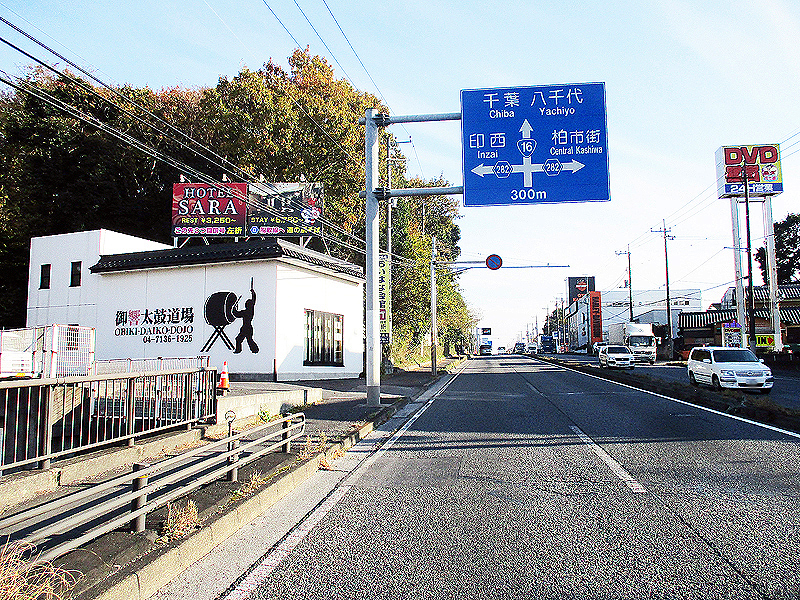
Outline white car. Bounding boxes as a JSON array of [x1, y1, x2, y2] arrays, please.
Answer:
[[598, 345, 635, 369], [687, 346, 773, 393]]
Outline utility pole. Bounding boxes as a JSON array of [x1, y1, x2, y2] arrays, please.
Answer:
[[430, 236, 438, 376], [652, 220, 675, 359], [616, 245, 634, 321]]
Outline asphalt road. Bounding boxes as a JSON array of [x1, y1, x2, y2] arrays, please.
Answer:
[[157, 356, 800, 599], [560, 353, 800, 412]]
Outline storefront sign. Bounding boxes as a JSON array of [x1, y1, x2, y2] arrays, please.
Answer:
[[247, 183, 323, 237], [715, 144, 783, 198], [114, 306, 195, 344]]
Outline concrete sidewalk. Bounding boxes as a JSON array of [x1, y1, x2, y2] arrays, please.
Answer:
[[7, 356, 466, 600]]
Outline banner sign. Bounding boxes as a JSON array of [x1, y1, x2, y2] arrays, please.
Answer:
[[589, 291, 603, 344], [172, 182, 323, 238], [172, 183, 248, 237], [379, 252, 391, 344], [247, 183, 323, 237], [715, 144, 783, 198]]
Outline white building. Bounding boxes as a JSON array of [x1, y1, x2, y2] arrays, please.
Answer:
[[27, 230, 365, 380], [567, 288, 702, 350]]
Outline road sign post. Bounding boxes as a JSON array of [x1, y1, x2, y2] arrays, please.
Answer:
[[461, 83, 609, 206]]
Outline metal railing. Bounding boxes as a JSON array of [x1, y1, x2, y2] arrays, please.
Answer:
[[0, 367, 217, 474], [94, 356, 210, 375], [0, 413, 305, 563]]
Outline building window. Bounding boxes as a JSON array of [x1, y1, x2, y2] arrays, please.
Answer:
[[70, 261, 82, 287], [39, 264, 51, 289], [304, 309, 344, 366]]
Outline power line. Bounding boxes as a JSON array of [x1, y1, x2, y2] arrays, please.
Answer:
[[290, 0, 358, 100]]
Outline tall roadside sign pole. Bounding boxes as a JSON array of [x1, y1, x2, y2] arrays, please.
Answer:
[[362, 110, 462, 407], [716, 144, 784, 352], [362, 83, 608, 405], [364, 109, 381, 407]]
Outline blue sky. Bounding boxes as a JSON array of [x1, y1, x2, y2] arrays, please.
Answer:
[[2, 0, 799, 346]]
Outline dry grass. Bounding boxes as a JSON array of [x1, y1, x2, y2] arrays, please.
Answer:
[[0, 541, 76, 600], [297, 431, 328, 460], [230, 471, 268, 502], [160, 500, 200, 541]]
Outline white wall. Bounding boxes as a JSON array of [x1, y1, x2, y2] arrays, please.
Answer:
[[27, 230, 170, 328], [275, 261, 364, 380], [94, 262, 280, 377], [26, 230, 364, 380]]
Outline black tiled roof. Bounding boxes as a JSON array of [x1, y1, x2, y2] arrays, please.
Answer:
[[679, 307, 800, 329], [90, 239, 364, 279]]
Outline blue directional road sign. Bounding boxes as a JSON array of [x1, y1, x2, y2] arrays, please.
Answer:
[[461, 83, 609, 206]]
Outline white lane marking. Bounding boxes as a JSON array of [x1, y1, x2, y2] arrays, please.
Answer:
[[544, 359, 800, 441], [221, 361, 468, 599], [223, 484, 351, 600], [569, 425, 647, 494]]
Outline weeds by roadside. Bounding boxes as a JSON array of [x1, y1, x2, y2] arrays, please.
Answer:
[[297, 431, 328, 460], [229, 471, 268, 502], [0, 541, 76, 600], [159, 500, 200, 542]]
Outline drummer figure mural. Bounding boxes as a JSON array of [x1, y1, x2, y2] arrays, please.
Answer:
[[233, 278, 259, 354], [201, 278, 259, 354]]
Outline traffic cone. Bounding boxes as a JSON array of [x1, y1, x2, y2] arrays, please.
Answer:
[[218, 361, 229, 394]]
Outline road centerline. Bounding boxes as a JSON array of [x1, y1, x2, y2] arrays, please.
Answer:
[[569, 425, 647, 494]]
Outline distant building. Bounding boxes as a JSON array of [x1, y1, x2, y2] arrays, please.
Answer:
[[679, 283, 800, 354], [27, 230, 365, 380], [567, 288, 702, 351]]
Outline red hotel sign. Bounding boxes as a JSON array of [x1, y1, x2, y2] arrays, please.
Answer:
[[172, 183, 248, 237]]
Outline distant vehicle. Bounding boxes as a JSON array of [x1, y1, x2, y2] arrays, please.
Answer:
[[687, 346, 773, 393], [497, 346, 506, 354], [539, 335, 556, 353], [608, 322, 657, 364], [514, 342, 526, 354], [598, 345, 635, 369], [527, 344, 538, 354], [479, 344, 492, 356]]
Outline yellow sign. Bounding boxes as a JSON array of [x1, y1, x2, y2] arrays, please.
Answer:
[[756, 334, 775, 347]]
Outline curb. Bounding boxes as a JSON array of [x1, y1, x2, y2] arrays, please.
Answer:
[[78, 394, 410, 600]]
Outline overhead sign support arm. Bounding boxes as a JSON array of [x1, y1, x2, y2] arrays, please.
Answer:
[[362, 110, 463, 407]]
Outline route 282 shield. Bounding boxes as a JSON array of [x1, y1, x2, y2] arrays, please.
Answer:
[[461, 83, 610, 206]]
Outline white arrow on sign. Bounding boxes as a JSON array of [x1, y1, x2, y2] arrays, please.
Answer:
[[519, 119, 533, 139], [472, 158, 585, 185], [471, 163, 496, 177], [559, 160, 586, 173]]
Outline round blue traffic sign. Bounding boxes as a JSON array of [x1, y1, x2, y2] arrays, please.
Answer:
[[486, 254, 503, 270]]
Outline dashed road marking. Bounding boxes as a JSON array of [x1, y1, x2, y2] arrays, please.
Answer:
[[569, 425, 647, 494]]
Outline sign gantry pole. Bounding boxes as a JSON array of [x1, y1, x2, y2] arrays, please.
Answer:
[[364, 108, 381, 407]]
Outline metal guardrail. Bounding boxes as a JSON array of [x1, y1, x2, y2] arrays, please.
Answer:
[[0, 367, 217, 474], [94, 356, 210, 375], [0, 413, 305, 563]]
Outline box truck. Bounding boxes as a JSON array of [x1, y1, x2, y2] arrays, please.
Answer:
[[608, 322, 657, 364]]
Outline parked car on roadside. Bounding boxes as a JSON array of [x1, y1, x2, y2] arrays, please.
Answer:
[[687, 346, 773, 393], [598, 345, 635, 369]]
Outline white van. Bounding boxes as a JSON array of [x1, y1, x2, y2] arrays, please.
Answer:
[[687, 346, 773, 393]]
